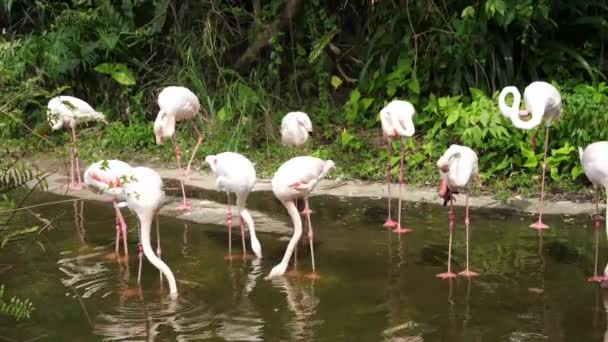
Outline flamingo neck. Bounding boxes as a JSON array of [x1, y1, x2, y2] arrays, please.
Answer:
[[279, 200, 303, 266], [237, 193, 262, 258], [139, 212, 178, 297], [498, 87, 520, 120], [511, 99, 545, 130]]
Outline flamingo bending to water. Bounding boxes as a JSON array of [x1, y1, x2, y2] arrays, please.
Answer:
[[153, 86, 203, 211], [122, 166, 177, 297], [47, 96, 107, 191], [84, 160, 133, 259], [266, 156, 335, 279], [380, 100, 416, 233], [499, 81, 562, 230], [579, 142, 608, 283], [436, 144, 480, 279], [205, 152, 262, 260]]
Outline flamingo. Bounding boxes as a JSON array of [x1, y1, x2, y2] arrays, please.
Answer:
[[436, 144, 480, 279], [281, 111, 312, 151], [265, 156, 335, 279], [47, 96, 107, 191], [204, 152, 262, 260], [579, 142, 608, 283], [83, 160, 133, 260], [121, 166, 177, 297], [380, 100, 416, 233], [499, 81, 562, 230], [153, 86, 203, 211]]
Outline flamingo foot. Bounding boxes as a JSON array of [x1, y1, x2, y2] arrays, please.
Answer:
[[601, 280, 608, 288], [436, 271, 457, 279], [305, 272, 321, 280], [588, 275, 606, 283], [529, 220, 550, 230], [458, 269, 479, 277], [224, 254, 235, 261], [383, 218, 398, 228], [177, 202, 192, 211], [68, 182, 83, 191], [241, 253, 256, 261], [115, 254, 129, 264], [300, 208, 314, 215], [286, 269, 301, 278], [392, 226, 413, 234]]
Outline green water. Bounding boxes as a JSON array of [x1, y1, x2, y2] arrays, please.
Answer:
[[0, 191, 606, 341]]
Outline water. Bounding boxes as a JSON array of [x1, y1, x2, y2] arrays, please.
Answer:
[[1, 191, 606, 341]]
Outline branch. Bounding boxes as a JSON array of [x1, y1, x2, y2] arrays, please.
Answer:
[[235, 0, 305, 71]]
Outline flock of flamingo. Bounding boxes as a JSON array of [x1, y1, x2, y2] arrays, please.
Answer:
[[46, 81, 608, 298]]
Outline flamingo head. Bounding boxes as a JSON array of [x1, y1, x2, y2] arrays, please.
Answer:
[[153, 110, 174, 145], [439, 164, 449, 173], [438, 177, 453, 206]]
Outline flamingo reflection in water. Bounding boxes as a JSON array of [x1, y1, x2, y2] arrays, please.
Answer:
[[270, 276, 321, 341]]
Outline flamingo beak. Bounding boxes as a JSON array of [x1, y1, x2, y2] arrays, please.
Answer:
[[155, 132, 163, 145], [439, 165, 449, 173], [518, 109, 530, 119]]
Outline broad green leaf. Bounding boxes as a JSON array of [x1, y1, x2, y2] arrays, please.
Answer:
[[217, 107, 228, 121], [408, 79, 420, 94], [94, 63, 136, 86], [524, 157, 538, 168], [446, 109, 459, 126], [361, 98, 374, 110], [308, 28, 339, 64], [331, 75, 343, 90], [571, 165, 584, 180]]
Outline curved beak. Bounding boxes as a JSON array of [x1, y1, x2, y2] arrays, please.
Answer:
[[439, 165, 449, 173], [155, 132, 163, 145]]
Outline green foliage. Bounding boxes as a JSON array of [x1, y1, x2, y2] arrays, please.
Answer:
[[0, 285, 34, 321]]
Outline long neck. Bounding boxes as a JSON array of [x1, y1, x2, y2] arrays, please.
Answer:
[[237, 193, 262, 258], [278, 200, 303, 266], [139, 212, 178, 297], [498, 86, 520, 120], [511, 98, 545, 130]]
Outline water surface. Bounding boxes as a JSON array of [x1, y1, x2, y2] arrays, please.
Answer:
[[0, 191, 606, 341]]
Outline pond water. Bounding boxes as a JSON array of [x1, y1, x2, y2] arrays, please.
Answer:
[[0, 190, 606, 341]]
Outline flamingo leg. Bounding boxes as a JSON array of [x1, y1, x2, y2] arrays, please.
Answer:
[[71, 127, 83, 189], [530, 126, 551, 230], [589, 190, 605, 282], [67, 130, 75, 190], [185, 121, 203, 176], [156, 214, 163, 284], [116, 207, 129, 258], [240, 216, 248, 257], [137, 225, 143, 285], [67, 127, 82, 191], [301, 197, 313, 215], [437, 198, 457, 279], [114, 205, 121, 255], [459, 191, 478, 277], [304, 198, 320, 280], [383, 138, 397, 228], [225, 193, 233, 260], [393, 138, 412, 233], [172, 133, 192, 211]]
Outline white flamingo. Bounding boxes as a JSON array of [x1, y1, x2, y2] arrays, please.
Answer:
[[579, 142, 608, 283], [281, 111, 312, 151], [266, 156, 335, 279], [499, 81, 562, 230], [205, 152, 262, 260], [436, 144, 480, 279], [83, 160, 133, 259], [47, 96, 107, 191], [380, 100, 416, 233], [122, 166, 177, 297], [153, 86, 203, 211]]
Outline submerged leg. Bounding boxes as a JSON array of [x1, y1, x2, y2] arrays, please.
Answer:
[[185, 121, 203, 176], [116, 207, 129, 258], [589, 190, 605, 282], [71, 127, 83, 189], [225, 193, 233, 261], [459, 192, 478, 277], [172, 133, 191, 211], [113, 201, 122, 255], [301, 197, 313, 215], [393, 138, 412, 234], [437, 198, 457, 279], [530, 126, 550, 230], [240, 216, 248, 258], [384, 138, 397, 228], [304, 198, 320, 280]]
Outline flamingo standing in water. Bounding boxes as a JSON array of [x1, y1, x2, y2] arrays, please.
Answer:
[[205, 152, 262, 260], [579, 142, 608, 283], [436, 144, 480, 279], [499, 81, 562, 230], [380, 100, 416, 233], [153, 86, 203, 211], [122, 166, 177, 297], [47, 96, 107, 191], [83, 160, 133, 259], [266, 156, 335, 279]]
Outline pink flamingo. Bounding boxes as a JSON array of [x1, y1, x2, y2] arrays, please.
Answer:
[[83, 160, 133, 260], [579, 142, 608, 283], [281, 111, 313, 151], [47, 96, 107, 191], [499, 81, 562, 230], [380, 100, 416, 233], [122, 166, 177, 297], [205, 152, 262, 260], [153, 86, 203, 211], [265, 156, 335, 279], [436, 144, 480, 279]]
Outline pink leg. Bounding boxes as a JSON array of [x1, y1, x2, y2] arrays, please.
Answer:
[[304, 198, 320, 280], [240, 216, 250, 259], [459, 192, 478, 277], [225, 193, 234, 261], [116, 207, 129, 257], [301, 198, 313, 215], [173, 133, 192, 211], [67, 128, 82, 191], [393, 139, 412, 233], [437, 198, 457, 279], [114, 206, 121, 255], [137, 229, 143, 285], [71, 127, 83, 189], [530, 126, 550, 230], [185, 121, 203, 176], [589, 191, 605, 282], [383, 138, 397, 228]]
